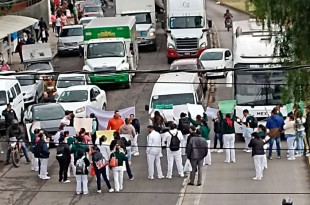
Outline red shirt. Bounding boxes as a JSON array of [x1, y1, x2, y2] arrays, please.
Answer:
[[107, 117, 124, 131]]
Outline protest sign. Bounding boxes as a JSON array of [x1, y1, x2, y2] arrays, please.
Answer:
[[218, 100, 236, 114], [95, 130, 115, 145]]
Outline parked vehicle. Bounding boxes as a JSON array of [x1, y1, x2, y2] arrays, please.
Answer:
[[56, 74, 91, 97], [16, 72, 44, 104], [83, 5, 104, 17], [58, 25, 84, 56], [0, 75, 25, 130], [199, 48, 233, 78], [82, 16, 139, 88], [79, 16, 97, 27], [57, 85, 107, 118]]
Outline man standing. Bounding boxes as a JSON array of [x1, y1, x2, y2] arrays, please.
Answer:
[[38, 133, 50, 180], [242, 109, 255, 153], [146, 125, 164, 180], [2, 104, 17, 129], [38, 17, 48, 31], [164, 123, 184, 179], [107, 110, 124, 131], [33, 21, 40, 42], [186, 128, 208, 186], [129, 114, 140, 156], [178, 113, 190, 156], [266, 108, 284, 160], [304, 105, 310, 156]]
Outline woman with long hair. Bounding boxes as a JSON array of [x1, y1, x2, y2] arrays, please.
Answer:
[[222, 113, 236, 163], [90, 113, 99, 145], [96, 135, 111, 180]]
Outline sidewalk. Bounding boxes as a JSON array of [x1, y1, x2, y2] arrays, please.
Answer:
[[10, 17, 75, 72]]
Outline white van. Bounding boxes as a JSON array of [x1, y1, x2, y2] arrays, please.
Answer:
[[0, 75, 25, 130], [145, 72, 204, 117]]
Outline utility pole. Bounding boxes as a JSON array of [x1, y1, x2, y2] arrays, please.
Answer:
[[73, 0, 78, 24]]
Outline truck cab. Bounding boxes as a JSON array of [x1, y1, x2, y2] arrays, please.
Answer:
[[82, 16, 139, 88], [115, 0, 157, 51], [163, 0, 211, 64]]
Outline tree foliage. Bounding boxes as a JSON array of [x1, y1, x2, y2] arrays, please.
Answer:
[[247, 0, 310, 103]]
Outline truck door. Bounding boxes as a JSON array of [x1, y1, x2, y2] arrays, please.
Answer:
[[129, 43, 135, 70]]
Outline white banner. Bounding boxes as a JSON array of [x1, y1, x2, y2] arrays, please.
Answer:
[[86, 106, 135, 130], [187, 104, 205, 118], [206, 107, 218, 119], [74, 118, 93, 133]]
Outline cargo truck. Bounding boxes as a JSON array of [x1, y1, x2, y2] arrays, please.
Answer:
[[82, 16, 139, 88], [115, 0, 157, 51]]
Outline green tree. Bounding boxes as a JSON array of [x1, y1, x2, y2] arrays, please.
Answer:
[[247, 0, 310, 103]]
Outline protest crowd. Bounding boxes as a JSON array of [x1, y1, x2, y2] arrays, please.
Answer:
[[6, 100, 310, 194]]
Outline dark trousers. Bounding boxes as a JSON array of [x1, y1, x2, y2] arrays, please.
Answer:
[[91, 133, 97, 145], [189, 159, 203, 184], [214, 133, 223, 149], [96, 167, 111, 190], [125, 157, 133, 179], [57, 157, 70, 182], [56, 26, 61, 36], [42, 38, 48, 43], [35, 29, 40, 42]]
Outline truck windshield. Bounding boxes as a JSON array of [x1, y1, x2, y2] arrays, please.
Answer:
[[87, 42, 125, 58], [151, 93, 195, 108], [16, 75, 36, 86], [60, 28, 83, 37], [122, 12, 152, 24], [234, 64, 285, 106], [169, 16, 204, 29], [57, 76, 86, 88], [0, 91, 7, 106], [84, 6, 101, 13]]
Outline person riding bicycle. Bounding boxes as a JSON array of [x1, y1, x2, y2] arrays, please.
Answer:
[[224, 9, 233, 27], [5, 119, 30, 165]]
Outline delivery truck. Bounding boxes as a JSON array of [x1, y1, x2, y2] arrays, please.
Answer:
[[115, 0, 157, 51], [83, 16, 139, 88]]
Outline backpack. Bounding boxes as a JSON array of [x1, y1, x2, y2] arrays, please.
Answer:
[[94, 152, 107, 169], [169, 131, 180, 151], [249, 116, 258, 128], [34, 143, 42, 158], [76, 156, 86, 175], [56, 145, 65, 158], [179, 118, 190, 135]]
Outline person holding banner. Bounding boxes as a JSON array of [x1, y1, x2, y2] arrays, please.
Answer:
[[305, 105, 310, 156], [241, 109, 255, 153], [222, 113, 236, 163], [90, 113, 99, 145], [212, 111, 224, 153], [130, 114, 140, 156]]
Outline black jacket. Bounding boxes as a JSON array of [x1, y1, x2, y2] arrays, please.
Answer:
[[212, 117, 222, 133], [248, 138, 266, 157], [57, 143, 71, 161], [131, 118, 140, 134], [186, 132, 198, 155], [2, 109, 17, 127], [186, 135, 208, 160], [6, 125, 23, 141], [39, 139, 50, 158], [110, 138, 127, 151], [91, 151, 105, 171]]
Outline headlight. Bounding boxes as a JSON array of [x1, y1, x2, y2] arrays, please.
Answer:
[[149, 31, 155, 37], [200, 42, 206, 48], [168, 43, 175, 49], [76, 106, 85, 113], [26, 90, 35, 96]]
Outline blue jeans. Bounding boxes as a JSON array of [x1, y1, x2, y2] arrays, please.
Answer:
[[6, 141, 29, 161], [295, 131, 304, 155], [213, 133, 223, 149], [268, 136, 281, 157]]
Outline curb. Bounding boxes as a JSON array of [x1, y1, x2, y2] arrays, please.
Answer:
[[213, 0, 256, 18]]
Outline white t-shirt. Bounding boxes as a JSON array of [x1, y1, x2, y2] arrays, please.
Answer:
[[56, 18, 61, 27]]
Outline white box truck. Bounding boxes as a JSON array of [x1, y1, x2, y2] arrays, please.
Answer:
[[115, 0, 157, 51], [163, 0, 212, 64]]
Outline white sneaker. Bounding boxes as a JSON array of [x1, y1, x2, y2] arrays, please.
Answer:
[[148, 176, 154, 180], [133, 152, 139, 156], [243, 149, 247, 152], [211, 149, 217, 153], [217, 149, 223, 153], [109, 188, 114, 192], [287, 157, 295, 161], [158, 175, 165, 179], [295, 154, 302, 157], [224, 160, 230, 163], [252, 177, 262, 181], [166, 175, 172, 179], [180, 174, 185, 178], [245, 149, 252, 153], [41, 176, 50, 180], [97, 190, 102, 193], [83, 192, 89, 195], [63, 180, 71, 183], [306, 153, 310, 157], [76, 192, 81, 195]]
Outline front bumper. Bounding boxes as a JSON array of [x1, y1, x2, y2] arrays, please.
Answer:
[[58, 46, 79, 53], [137, 38, 156, 47], [23, 95, 35, 104], [89, 73, 129, 85], [206, 71, 226, 79], [167, 47, 206, 59]]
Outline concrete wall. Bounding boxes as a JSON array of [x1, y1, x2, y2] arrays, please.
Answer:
[[12, 0, 50, 27]]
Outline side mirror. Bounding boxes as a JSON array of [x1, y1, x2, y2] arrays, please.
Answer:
[[91, 97, 97, 102], [208, 20, 213, 29], [145, 105, 149, 111], [225, 57, 230, 61], [202, 28, 208, 32], [9, 97, 13, 103], [166, 30, 171, 34]]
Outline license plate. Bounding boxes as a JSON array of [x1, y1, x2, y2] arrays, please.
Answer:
[[185, 53, 190, 55]]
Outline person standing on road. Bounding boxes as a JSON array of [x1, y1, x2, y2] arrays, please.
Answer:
[[33, 21, 40, 42], [186, 128, 208, 186], [51, 12, 57, 33], [96, 135, 111, 180], [295, 113, 305, 157], [248, 132, 268, 181], [275, 103, 284, 118], [71, 136, 90, 164], [40, 28, 49, 43], [222, 113, 236, 163], [284, 114, 296, 160], [164, 123, 184, 179], [29, 125, 40, 171], [257, 124, 268, 170], [90, 113, 99, 145], [90, 146, 114, 193], [64, 131, 76, 178], [266, 108, 284, 160], [38, 17, 47, 31], [186, 126, 198, 155], [188, 112, 211, 165], [303, 105, 310, 156], [75, 149, 90, 195], [129, 114, 140, 156], [146, 125, 164, 180], [56, 136, 71, 183], [60, 12, 68, 28], [38, 133, 50, 180], [119, 118, 136, 163], [178, 113, 191, 156], [107, 110, 124, 132], [212, 111, 224, 153], [242, 109, 255, 153], [110, 144, 127, 192], [2, 104, 17, 129], [56, 15, 61, 36]]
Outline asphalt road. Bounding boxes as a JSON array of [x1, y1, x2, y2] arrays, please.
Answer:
[[0, 1, 309, 205]]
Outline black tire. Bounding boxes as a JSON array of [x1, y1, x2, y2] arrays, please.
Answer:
[[167, 58, 174, 64], [11, 151, 21, 167]]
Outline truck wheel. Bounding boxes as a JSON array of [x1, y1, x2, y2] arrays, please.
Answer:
[[167, 58, 174, 64]]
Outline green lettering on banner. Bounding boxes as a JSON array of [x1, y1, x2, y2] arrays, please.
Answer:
[[218, 100, 236, 114]]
